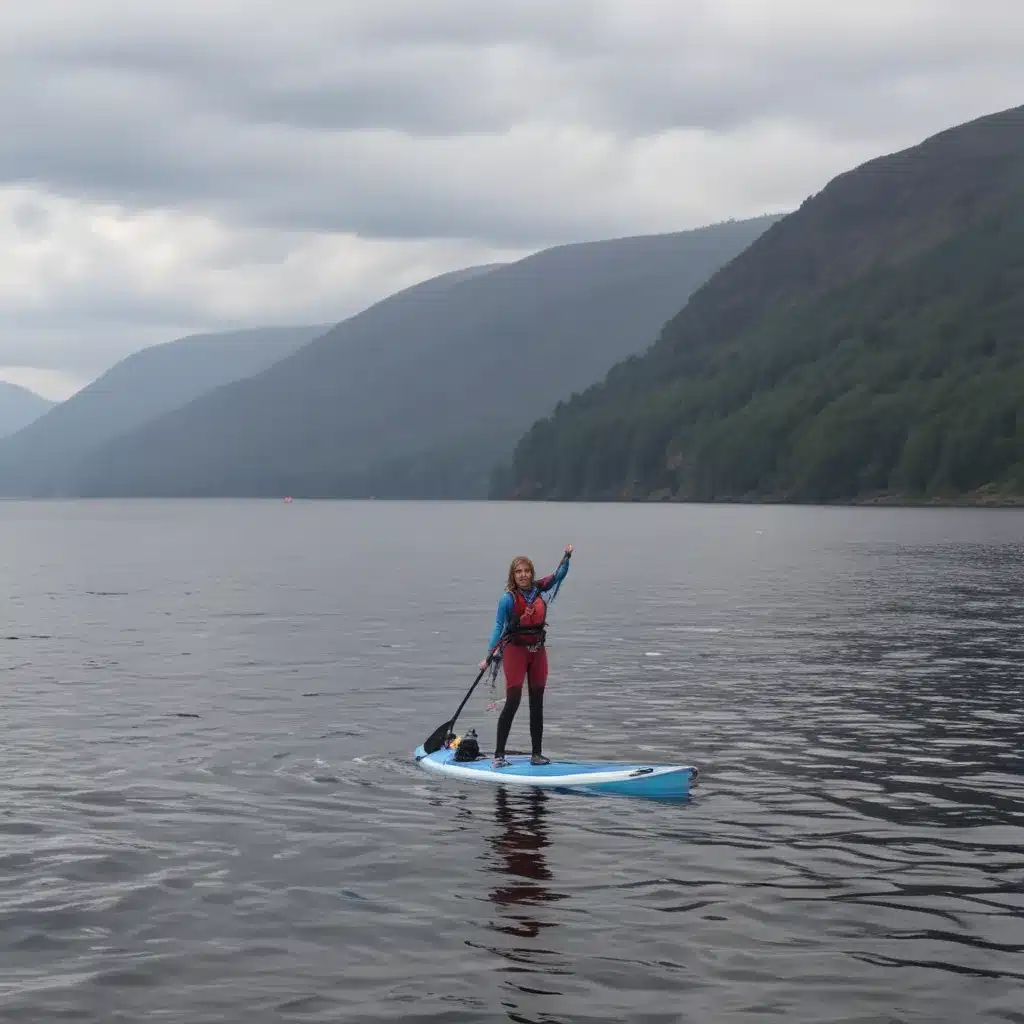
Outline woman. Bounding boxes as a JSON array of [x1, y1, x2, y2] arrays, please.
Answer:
[[480, 544, 573, 768]]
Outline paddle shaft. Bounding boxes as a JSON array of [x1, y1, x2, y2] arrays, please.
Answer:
[[446, 658, 493, 730], [422, 639, 504, 753]]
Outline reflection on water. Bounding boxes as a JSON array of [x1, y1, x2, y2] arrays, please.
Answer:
[[486, 788, 567, 941], [478, 787, 575, 1013]]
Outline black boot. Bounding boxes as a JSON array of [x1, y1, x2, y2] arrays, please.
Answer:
[[528, 686, 548, 764]]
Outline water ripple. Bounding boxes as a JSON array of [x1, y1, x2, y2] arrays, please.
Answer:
[[1, 500, 1022, 1022]]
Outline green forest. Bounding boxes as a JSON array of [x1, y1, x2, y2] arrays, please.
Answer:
[[493, 107, 1024, 505]]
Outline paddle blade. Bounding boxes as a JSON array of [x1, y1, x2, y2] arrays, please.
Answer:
[[421, 652, 497, 754], [422, 720, 454, 755]]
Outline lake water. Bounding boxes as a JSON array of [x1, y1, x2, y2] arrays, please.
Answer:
[[1, 499, 1021, 1023]]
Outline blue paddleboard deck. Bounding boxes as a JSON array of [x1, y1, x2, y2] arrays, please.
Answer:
[[413, 744, 696, 800]]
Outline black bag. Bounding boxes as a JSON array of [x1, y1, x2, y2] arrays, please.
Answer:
[[453, 728, 481, 762]]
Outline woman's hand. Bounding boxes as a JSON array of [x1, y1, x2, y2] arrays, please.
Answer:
[[564, 543, 574, 557]]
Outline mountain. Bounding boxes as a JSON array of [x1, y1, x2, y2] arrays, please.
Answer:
[[0, 382, 54, 438], [0, 324, 334, 496], [64, 216, 781, 498], [494, 105, 1024, 505]]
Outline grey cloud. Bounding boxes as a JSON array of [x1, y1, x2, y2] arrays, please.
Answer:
[[3, 8, 1019, 214], [12, 1, 1021, 135], [0, 184, 527, 375], [10, 197, 52, 236], [1, 0, 1023, 382], [1, 61, 1012, 252]]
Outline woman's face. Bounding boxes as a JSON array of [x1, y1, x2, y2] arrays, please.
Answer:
[[513, 561, 534, 589]]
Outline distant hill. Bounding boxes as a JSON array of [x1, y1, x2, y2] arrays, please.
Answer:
[[494, 105, 1024, 505], [0, 324, 335, 497], [0, 382, 54, 438], [64, 216, 781, 498]]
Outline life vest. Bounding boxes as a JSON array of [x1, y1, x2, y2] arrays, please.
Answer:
[[507, 588, 547, 647]]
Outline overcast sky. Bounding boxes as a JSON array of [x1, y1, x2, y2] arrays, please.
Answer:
[[1, 0, 1022, 398]]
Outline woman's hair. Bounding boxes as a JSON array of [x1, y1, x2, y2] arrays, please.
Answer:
[[506, 556, 535, 592]]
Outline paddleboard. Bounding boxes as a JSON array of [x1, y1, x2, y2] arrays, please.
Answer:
[[413, 744, 697, 800]]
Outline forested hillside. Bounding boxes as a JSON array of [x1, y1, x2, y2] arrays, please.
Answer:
[[494, 106, 1024, 504], [0, 325, 330, 496], [0, 382, 53, 438], [69, 218, 779, 498]]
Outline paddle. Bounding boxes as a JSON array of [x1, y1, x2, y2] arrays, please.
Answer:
[[421, 641, 504, 755]]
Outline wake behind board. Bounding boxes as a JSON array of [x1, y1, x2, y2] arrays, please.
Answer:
[[413, 744, 697, 800]]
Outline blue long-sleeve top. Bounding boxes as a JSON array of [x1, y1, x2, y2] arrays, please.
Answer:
[[486, 557, 570, 654]]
